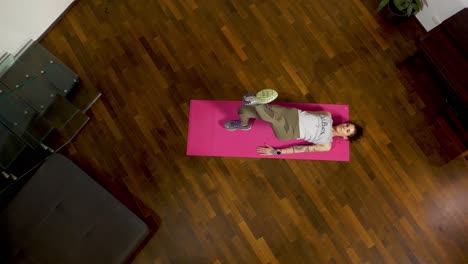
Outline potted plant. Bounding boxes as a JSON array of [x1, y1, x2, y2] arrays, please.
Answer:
[[377, 0, 427, 23]]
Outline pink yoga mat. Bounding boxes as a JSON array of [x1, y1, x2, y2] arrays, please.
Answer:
[[187, 100, 350, 161]]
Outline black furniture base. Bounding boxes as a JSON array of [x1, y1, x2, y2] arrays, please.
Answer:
[[0, 154, 149, 264]]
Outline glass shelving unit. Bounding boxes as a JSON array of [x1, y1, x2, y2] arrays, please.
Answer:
[[0, 41, 89, 196]]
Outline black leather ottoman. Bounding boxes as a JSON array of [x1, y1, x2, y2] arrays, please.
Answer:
[[0, 154, 149, 264]]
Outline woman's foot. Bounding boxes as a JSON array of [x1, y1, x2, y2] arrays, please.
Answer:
[[242, 89, 278, 105], [224, 120, 252, 131]]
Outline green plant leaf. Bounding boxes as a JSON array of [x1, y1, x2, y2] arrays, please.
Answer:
[[394, 0, 405, 11], [407, 5, 413, 16], [414, 0, 423, 9], [377, 0, 390, 12], [401, 1, 410, 9], [412, 3, 420, 12]]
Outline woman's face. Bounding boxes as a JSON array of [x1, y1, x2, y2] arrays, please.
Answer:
[[336, 123, 355, 138]]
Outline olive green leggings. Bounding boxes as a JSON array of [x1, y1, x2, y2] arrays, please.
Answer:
[[238, 105, 300, 140]]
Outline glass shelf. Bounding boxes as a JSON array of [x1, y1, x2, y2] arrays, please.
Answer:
[[17, 41, 79, 93], [0, 40, 87, 196], [0, 123, 27, 169], [0, 53, 15, 78], [0, 82, 54, 148], [0, 59, 32, 92], [5, 144, 50, 178], [1, 41, 78, 101], [0, 135, 50, 196], [1, 75, 80, 128], [2, 60, 77, 99], [41, 95, 80, 129], [13, 74, 67, 113], [43, 59, 80, 95], [17, 42, 78, 76]]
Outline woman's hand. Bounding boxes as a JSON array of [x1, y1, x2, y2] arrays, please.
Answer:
[[256, 144, 277, 155]]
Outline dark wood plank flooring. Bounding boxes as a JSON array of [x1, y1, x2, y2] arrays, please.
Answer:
[[41, 0, 467, 263]]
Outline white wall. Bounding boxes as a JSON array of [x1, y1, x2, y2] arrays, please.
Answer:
[[0, 0, 75, 55], [416, 0, 468, 31]]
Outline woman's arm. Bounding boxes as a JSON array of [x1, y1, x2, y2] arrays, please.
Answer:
[[281, 144, 332, 153], [256, 143, 331, 155]]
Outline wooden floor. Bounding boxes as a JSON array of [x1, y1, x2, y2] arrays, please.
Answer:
[[41, 0, 467, 263]]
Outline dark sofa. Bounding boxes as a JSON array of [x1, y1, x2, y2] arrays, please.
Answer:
[[0, 154, 149, 264]]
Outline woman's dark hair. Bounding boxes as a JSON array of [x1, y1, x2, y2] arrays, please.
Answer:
[[348, 121, 363, 142]]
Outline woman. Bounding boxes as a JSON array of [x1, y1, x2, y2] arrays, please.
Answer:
[[224, 89, 363, 155]]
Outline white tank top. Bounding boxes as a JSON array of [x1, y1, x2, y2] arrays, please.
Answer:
[[298, 110, 333, 144]]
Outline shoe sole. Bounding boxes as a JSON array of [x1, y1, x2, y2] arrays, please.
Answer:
[[256, 89, 278, 103], [224, 124, 252, 131], [244, 89, 278, 105], [225, 127, 251, 131]]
